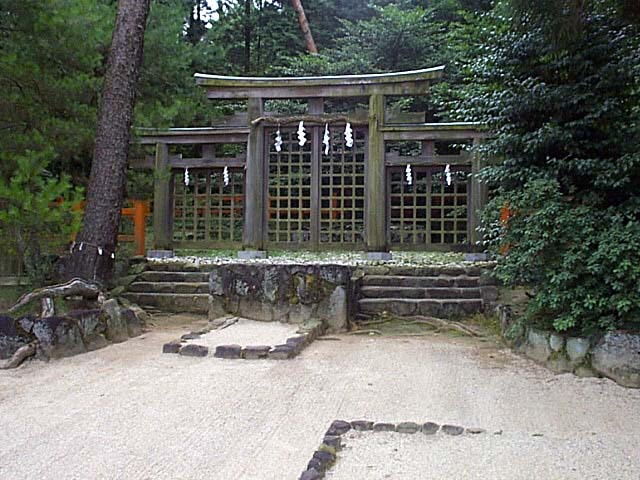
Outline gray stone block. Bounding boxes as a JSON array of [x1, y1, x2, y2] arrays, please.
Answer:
[[237, 250, 268, 260], [524, 328, 552, 363], [396, 422, 420, 434], [180, 332, 201, 340], [146, 250, 174, 259], [465, 252, 489, 262], [300, 468, 320, 480], [466, 428, 486, 434], [162, 341, 181, 354], [243, 345, 271, 359], [306, 459, 323, 473], [373, 423, 396, 432], [268, 345, 295, 360], [179, 344, 209, 357], [32, 316, 86, 359], [592, 332, 640, 388], [442, 424, 464, 436], [322, 435, 342, 449], [351, 420, 374, 431], [214, 344, 242, 359], [326, 420, 351, 436], [366, 251, 393, 261], [421, 422, 440, 435], [566, 337, 590, 363], [102, 299, 129, 343], [549, 334, 565, 352]]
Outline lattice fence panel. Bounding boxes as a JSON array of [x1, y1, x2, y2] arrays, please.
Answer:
[[267, 128, 312, 243], [173, 168, 244, 244], [389, 166, 469, 246], [320, 127, 366, 244]]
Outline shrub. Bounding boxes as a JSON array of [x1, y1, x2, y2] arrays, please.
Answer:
[[0, 148, 83, 286]]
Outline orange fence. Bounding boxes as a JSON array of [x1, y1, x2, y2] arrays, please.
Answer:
[[119, 200, 150, 256], [499, 202, 513, 255], [69, 200, 150, 256]]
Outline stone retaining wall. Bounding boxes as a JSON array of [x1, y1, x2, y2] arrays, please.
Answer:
[[207, 264, 352, 332], [497, 305, 640, 388]]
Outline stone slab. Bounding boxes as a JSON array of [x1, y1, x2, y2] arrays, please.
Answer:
[[146, 250, 174, 259], [366, 252, 393, 261], [237, 250, 268, 260]]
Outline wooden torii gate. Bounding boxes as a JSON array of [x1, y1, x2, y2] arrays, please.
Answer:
[[132, 67, 490, 258]]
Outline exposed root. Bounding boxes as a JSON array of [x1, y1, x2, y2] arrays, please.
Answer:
[[1, 343, 37, 370], [10, 278, 101, 314], [406, 315, 482, 337], [347, 329, 382, 336]]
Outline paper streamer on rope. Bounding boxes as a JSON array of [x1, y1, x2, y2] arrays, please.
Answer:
[[97, 247, 103, 256], [405, 164, 413, 185], [223, 166, 229, 186], [297, 121, 307, 146], [323, 123, 330, 155], [69, 241, 76, 254], [344, 122, 353, 148], [274, 128, 283, 152], [111, 252, 115, 259], [184, 167, 190, 186], [79, 242, 84, 251], [445, 164, 452, 186]]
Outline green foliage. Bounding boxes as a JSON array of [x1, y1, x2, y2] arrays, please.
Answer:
[[0, 147, 83, 286], [452, 1, 640, 334], [282, 2, 446, 76]]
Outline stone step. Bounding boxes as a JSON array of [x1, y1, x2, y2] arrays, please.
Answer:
[[361, 265, 486, 277], [360, 286, 481, 300], [122, 293, 209, 313], [138, 271, 209, 283], [128, 282, 209, 294], [362, 275, 480, 288], [357, 298, 483, 318]]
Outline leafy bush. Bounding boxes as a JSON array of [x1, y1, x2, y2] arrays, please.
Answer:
[[0, 149, 83, 286], [452, 2, 640, 334]]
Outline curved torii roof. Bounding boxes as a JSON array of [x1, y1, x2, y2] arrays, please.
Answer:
[[194, 66, 445, 99]]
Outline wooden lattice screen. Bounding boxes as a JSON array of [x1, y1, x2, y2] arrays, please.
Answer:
[[267, 128, 313, 244], [173, 168, 244, 246], [267, 126, 366, 248], [320, 128, 366, 244], [388, 166, 469, 246]]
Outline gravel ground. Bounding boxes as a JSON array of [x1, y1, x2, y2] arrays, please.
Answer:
[[327, 430, 639, 480], [184, 319, 299, 351], [0, 316, 639, 480]]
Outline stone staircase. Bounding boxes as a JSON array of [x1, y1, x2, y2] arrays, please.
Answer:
[[356, 266, 497, 320], [122, 264, 210, 313], [122, 262, 497, 321]]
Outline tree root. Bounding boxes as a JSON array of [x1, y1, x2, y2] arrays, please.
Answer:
[[347, 329, 382, 335], [9, 278, 102, 314], [0, 343, 37, 370], [405, 316, 482, 337], [354, 315, 484, 337]]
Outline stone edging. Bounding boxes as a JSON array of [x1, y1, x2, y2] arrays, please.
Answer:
[[299, 419, 490, 479], [162, 321, 326, 360], [496, 304, 640, 388]]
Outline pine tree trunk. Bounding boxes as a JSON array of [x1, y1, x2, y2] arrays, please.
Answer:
[[291, 0, 317, 54], [244, 0, 251, 73], [66, 0, 151, 285]]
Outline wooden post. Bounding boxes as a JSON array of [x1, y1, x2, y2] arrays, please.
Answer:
[[153, 142, 173, 250], [309, 98, 323, 249], [469, 137, 488, 249], [365, 93, 388, 255], [133, 200, 148, 256], [242, 97, 266, 253]]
